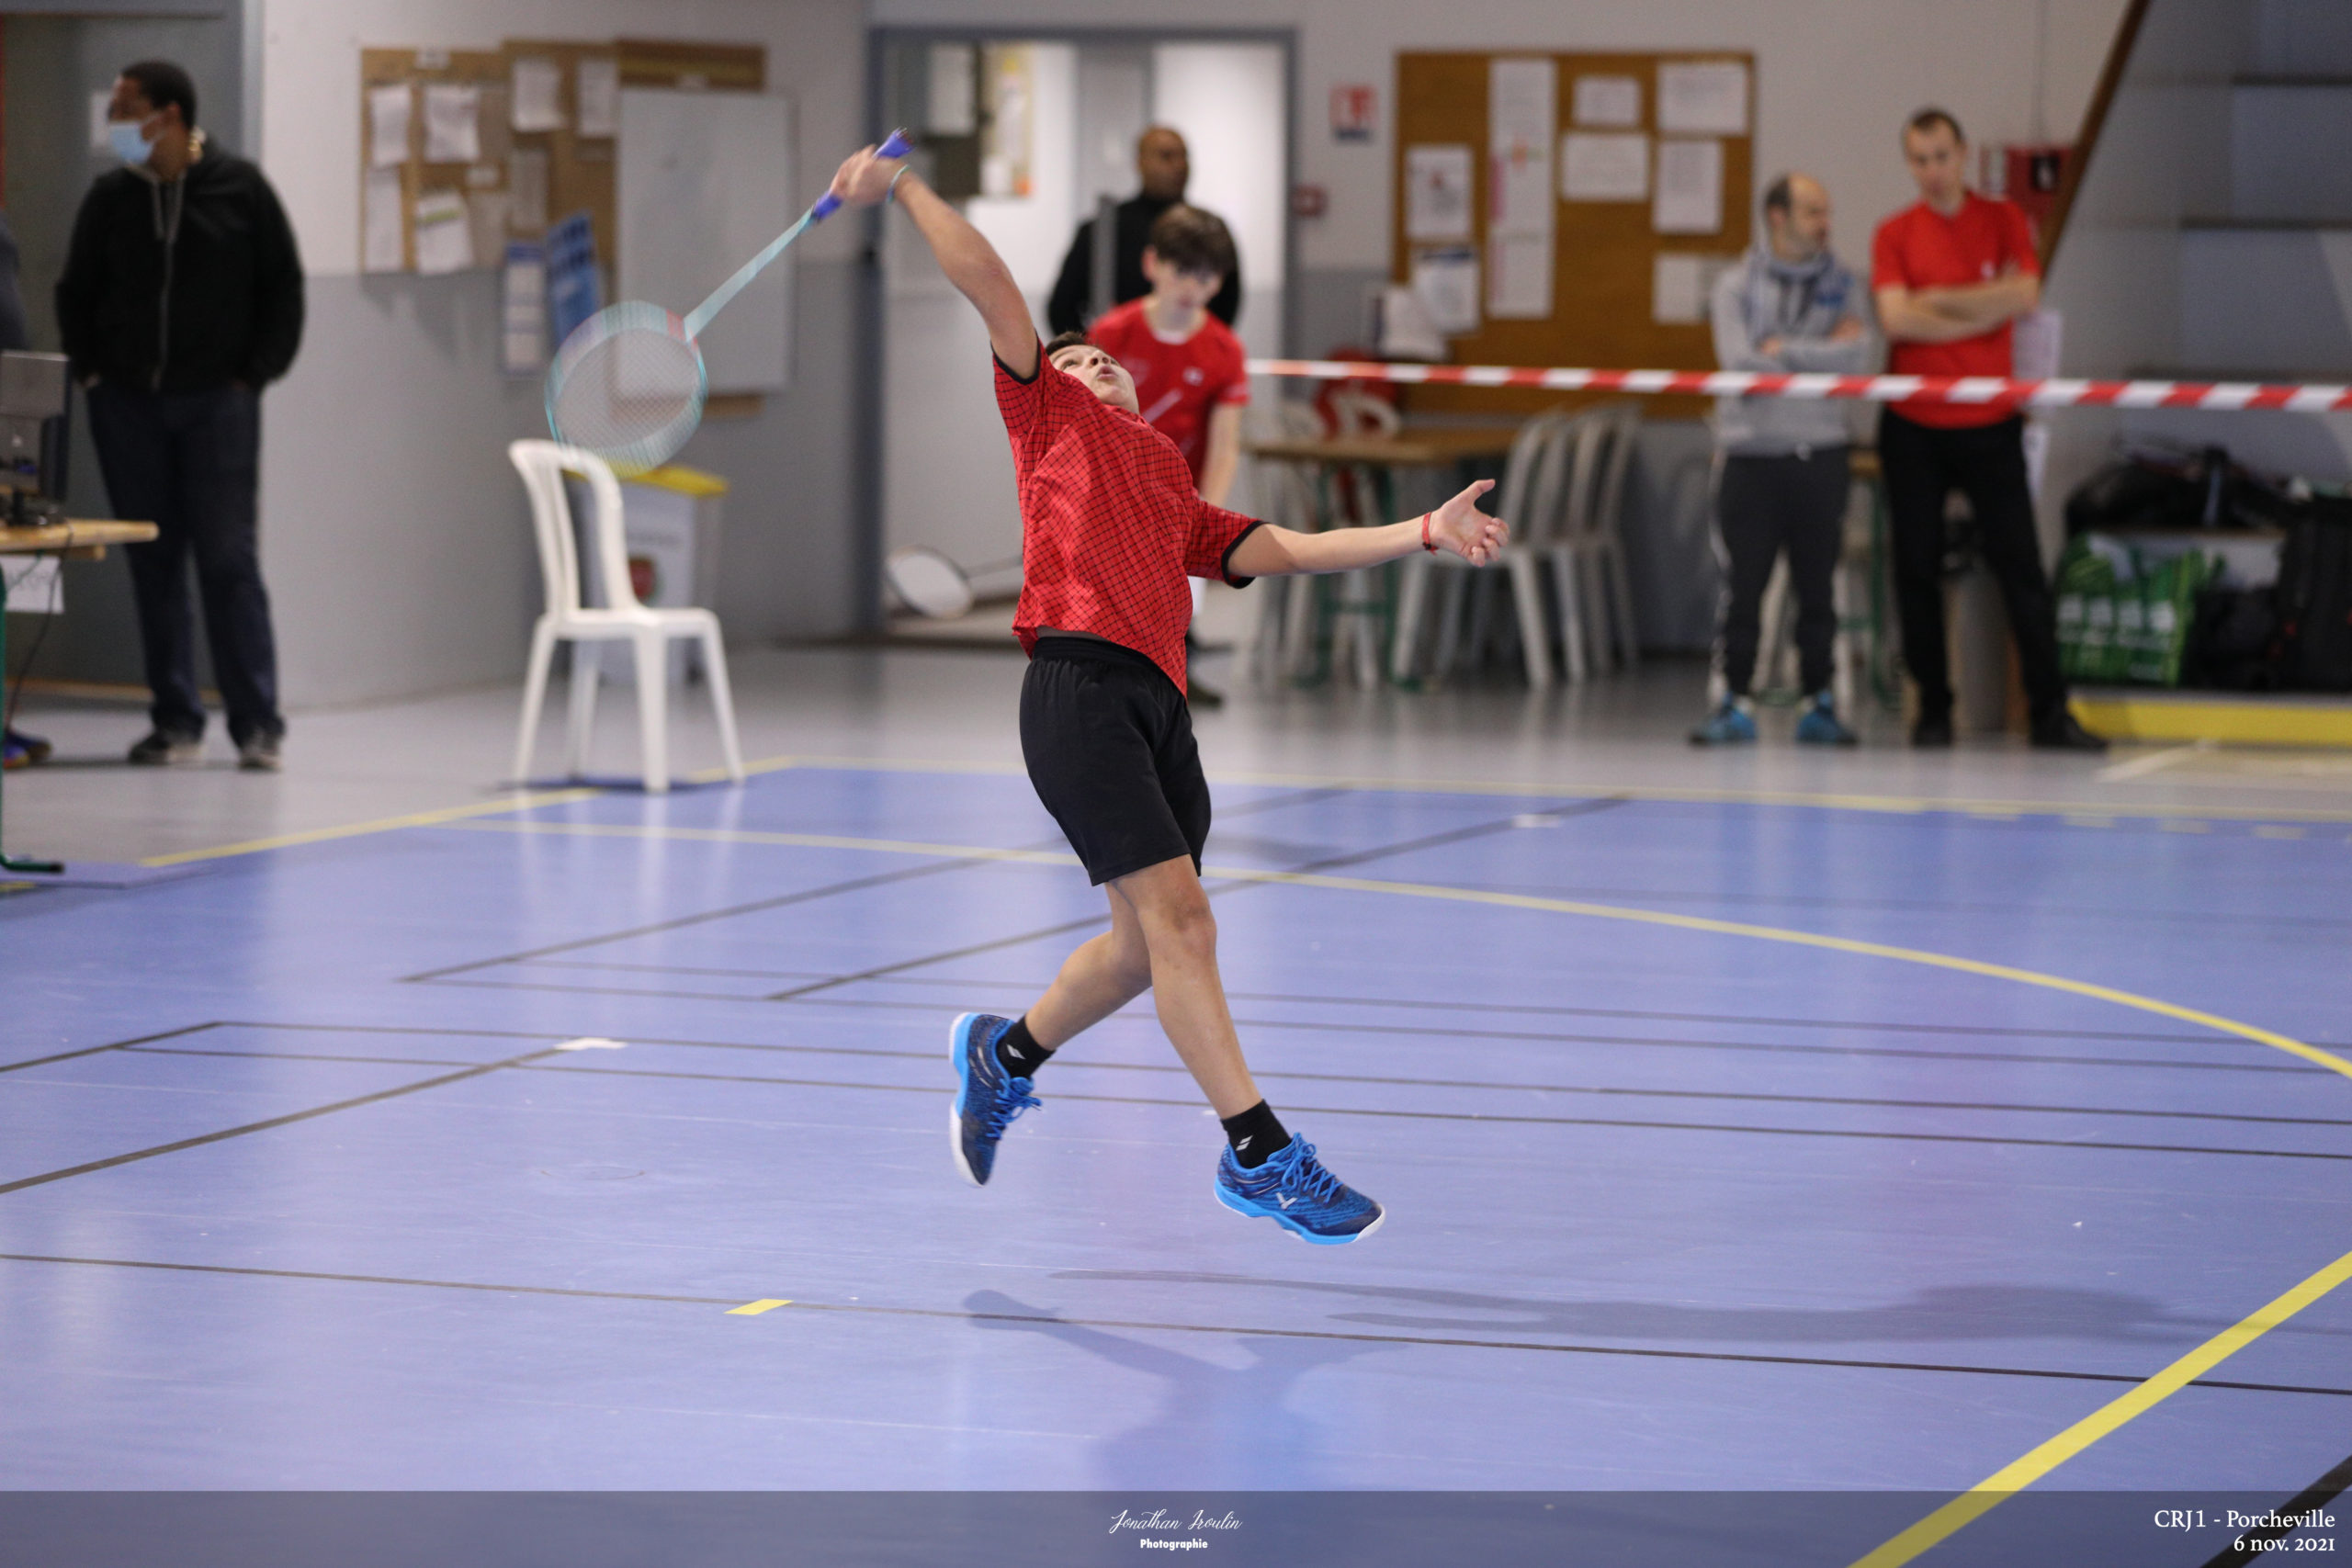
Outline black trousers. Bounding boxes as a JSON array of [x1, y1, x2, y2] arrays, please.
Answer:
[[1877, 409, 2067, 725], [1714, 447, 1851, 698], [86, 381, 283, 745]]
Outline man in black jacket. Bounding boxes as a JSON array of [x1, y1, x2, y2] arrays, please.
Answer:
[[57, 59, 303, 770], [1046, 127, 1240, 336]]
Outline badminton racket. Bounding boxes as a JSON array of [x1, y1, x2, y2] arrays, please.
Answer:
[[545, 128, 914, 472]]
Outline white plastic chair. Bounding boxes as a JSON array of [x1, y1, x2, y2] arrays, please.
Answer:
[[507, 439, 746, 794], [1550, 401, 1643, 677], [1392, 410, 1575, 687]]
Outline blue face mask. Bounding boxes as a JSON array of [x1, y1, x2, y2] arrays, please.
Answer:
[[107, 118, 154, 166]]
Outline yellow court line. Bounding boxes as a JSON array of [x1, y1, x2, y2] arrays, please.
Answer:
[[726, 1299, 792, 1316], [140, 787, 605, 867], [1848, 1246, 2352, 1568]]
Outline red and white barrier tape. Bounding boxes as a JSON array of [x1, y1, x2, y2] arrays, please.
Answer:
[[1245, 358, 2352, 412]]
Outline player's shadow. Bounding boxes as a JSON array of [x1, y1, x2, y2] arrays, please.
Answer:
[[1048, 1270, 2276, 1349], [962, 1289, 1376, 1487]]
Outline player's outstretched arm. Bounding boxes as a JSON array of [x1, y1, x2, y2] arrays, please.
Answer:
[[831, 146, 1038, 378], [1227, 479, 1505, 578]]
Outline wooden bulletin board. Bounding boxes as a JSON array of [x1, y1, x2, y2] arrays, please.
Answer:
[[360, 38, 764, 278], [1393, 51, 1755, 418], [358, 47, 510, 274]]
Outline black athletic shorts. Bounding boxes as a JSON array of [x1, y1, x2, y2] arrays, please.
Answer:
[[1020, 636, 1210, 886]]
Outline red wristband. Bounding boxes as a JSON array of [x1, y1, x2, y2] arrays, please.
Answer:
[[1421, 513, 1436, 552]]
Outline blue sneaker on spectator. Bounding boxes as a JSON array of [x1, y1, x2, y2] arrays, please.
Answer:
[[1215, 1137, 1385, 1244], [949, 1011, 1040, 1187], [1794, 691, 1859, 746], [1689, 697, 1757, 747]]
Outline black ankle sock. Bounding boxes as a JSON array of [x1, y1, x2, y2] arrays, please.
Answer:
[[995, 1017, 1052, 1078], [1220, 1100, 1291, 1168]]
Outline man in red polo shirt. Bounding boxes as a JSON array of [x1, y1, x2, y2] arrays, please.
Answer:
[[829, 139, 1506, 1243], [1872, 107, 2103, 750]]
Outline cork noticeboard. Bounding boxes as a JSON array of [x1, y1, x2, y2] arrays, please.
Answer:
[[359, 47, 512, 274], [1394, 51, 1755, 418]]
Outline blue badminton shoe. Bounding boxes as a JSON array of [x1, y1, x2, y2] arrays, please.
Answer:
[[1689, 697, 1757, 746], [1794, 691, 1859, 746], [1215, 1137, 1385, 1244], [950, 1011, 1040, 1187]]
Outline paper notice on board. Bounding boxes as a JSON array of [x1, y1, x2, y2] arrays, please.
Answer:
[[1405, 144, 1474, 242], [1573, 75, 1641, 128], [507, 148, 549, 232], [575, 57, 619, 137], [1411, 246, 1481, 335], [1657, 62, 1749, 134], [1562, 132, 1649, 201], [1487, 57, 1555, 237], [1488, 233, 1553, 319], [363, 170, 406, 271], [511, 57, 563, 132], [6, 556, 62, 615], [367, 84, 412, 169], [1653, 138, 1724, 233], [413, 189, 473, 274], [423, 84, 481, 164], [1652, 254, 1708, 323]]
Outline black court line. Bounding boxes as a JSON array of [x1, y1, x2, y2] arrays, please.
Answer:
[[2201, 1448, 2352, 1565], [753, 800, 1628, 1005], [0, 1021, 224, 1076], [0, 1044, 564, 1196], [403, 784, 1358, 987], [113, 1043, 2352, 1133], [496, 1059, 2352, 1161], [2, 1249, 2346, 1400]]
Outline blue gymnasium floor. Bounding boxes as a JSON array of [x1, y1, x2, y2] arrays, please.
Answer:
[[4, 761, 2351, 1563]]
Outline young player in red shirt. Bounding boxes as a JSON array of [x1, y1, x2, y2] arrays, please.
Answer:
[[1087, 206, 1250, 505], [1871, 107, 2102, 751], [830, 140, 1506, 1244], [1087, 205, 1250, 705]]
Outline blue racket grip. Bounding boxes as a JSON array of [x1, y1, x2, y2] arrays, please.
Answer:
[[809, 129, 915, 221]]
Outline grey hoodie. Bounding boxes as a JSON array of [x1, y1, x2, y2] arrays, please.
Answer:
[[1709, 243, 1872, 457]]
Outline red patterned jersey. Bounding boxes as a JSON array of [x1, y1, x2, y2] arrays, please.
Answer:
[[996, 345, 1261, 691], [1086, 299, 1250, 486]]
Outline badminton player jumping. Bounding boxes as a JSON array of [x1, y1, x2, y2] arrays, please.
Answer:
[[831, 142, 1506, 1244]]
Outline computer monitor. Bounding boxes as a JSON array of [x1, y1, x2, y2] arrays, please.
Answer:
[[0, 351, 72, 524]]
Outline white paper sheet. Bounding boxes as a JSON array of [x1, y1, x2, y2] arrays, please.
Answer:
[[367, 84, 412, 169], [1573, 75, 1641, 129], [1562, 132, 1649, 201], [511, 57, 563, 132], [467, 191, 512, 272], [575, 58, 619, 138], [507, 148, 549, 232], [1487, 57, 1555, 238], [1488, 233, 1553, 319], [1657, 62, 1749, 134], [926, 43, 977, 134], [1652, 253, 1707, 323], [413, 188, 474, 274], [1653, 137, 1724, 234], [6, 557, 62, 615], [363, 169, 406, 272], [423, 84, 481, 164], [1411, 246, 1481, 335], [1405, 144, 1474, 242]]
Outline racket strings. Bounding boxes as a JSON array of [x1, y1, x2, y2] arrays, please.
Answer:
[[547, 308, 707, 471]]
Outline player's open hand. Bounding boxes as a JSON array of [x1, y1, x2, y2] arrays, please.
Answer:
[[831, 143, 907, 208], [1428, 479, 1507, 565]]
